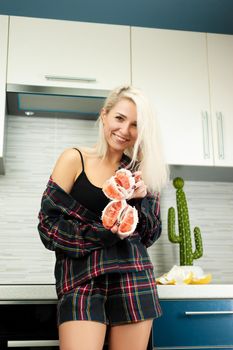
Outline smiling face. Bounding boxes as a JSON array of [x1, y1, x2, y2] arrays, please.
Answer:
[[101, 98, 138, 153]]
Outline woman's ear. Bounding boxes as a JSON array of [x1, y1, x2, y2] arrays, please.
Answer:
[[101, 108, 106, 124]]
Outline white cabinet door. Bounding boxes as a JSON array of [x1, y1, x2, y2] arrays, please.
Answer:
[[207, 33, 233, 166], [7, 16, 130, 90], [131, 27, 213, 166], [0, 15, 9, 173]]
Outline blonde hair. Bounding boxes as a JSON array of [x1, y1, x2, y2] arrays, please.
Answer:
[[96, 85, 169, 193]]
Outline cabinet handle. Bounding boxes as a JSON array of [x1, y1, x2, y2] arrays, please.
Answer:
[[216, 112, 225, 160], [44, 75, 97, 83], [201, 111, 210, 159], [8, 340, 59, 347], [185, 311, 233, 315]]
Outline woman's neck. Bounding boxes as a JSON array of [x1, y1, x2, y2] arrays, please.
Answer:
[[104, 150, 124, 167], [88, 145, 124, 168]]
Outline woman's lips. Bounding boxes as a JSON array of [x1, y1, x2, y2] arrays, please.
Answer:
[[113, 133, 129, 143]]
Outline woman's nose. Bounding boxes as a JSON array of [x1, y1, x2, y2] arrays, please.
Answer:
[[120, 123, 130, 134]]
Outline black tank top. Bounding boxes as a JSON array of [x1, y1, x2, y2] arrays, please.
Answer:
[[70, 148, 109, 218]]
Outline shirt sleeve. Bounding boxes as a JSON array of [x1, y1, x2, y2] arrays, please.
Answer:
[[129, 192, 162, 248], [38, 190, 121, 259]]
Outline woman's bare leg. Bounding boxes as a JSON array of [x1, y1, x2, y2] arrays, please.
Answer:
[[59, 320, 107, 350], [108, 319, 153, 350]]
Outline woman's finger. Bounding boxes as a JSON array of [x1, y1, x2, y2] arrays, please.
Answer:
[[133, 171, 142, 182]]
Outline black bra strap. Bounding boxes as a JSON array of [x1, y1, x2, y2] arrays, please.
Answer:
[[73, 148, 84, 171]]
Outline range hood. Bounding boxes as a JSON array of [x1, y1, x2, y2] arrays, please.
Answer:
[[6, 84, 109, 120]]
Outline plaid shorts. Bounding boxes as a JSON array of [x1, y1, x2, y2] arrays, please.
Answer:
[[57, 269, 162, 326]]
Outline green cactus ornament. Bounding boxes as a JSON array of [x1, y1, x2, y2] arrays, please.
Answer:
[[168, 177, 203, 266]]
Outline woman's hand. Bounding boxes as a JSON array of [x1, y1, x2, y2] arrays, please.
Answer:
[[109, 171, 147, 237], [110, 224, 119, 234], [110, 223, 131, 239], [130, 171, 147, 199]]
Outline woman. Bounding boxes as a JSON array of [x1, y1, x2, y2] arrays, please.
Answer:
[[38, 85, 169, 350]]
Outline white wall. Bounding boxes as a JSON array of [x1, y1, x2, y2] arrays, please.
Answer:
[[0, 115, 233, 284]]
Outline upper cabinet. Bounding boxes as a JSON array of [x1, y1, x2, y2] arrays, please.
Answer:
[[207, 33, 233, 167], [6, 17, 233, 168], [0, 15, 9, 174], [7, 16, 131, 90], [131, 27, 233, 167], [131, 27, 213, 166]]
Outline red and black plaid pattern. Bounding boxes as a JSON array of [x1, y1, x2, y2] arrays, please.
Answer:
[[38, 153, 162, 297], [57, 269, 162, 326]]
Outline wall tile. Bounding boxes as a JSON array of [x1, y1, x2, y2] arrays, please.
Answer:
[[0, 115, 232, 284]]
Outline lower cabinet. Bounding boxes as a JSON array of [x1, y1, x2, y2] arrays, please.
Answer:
[[0, 301, 153, 349], [153, 299, 233, 349], [0, 302, 59, 350]]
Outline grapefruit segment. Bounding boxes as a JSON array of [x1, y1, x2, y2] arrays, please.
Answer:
[[101, 201, 138, 237], [118, 205, 138, 235], [102, 180, 125, 201], [101, 200, 126, 229], [101, 168, 139, 238], [102, 169, 135, 200]]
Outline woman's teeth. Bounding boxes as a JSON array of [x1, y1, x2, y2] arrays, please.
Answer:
[[114, 134, 128, 142]]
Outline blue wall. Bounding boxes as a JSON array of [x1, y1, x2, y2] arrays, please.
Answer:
[[0, 0, 233, 34]]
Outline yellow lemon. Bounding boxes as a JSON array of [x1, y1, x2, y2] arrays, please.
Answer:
[[183, 272, 194, 284], [190, 274, 212, 284]]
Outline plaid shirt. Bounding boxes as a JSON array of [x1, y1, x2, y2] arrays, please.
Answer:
[[38, 154, 162, 297]]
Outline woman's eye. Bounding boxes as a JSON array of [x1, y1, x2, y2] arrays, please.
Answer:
[[116, 115, 123, 120]]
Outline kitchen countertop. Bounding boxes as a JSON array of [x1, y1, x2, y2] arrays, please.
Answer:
[[1, 284, 233, 302]]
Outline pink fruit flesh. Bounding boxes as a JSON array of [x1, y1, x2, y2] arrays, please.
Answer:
[[102, 169, 134, 200], [118, 208, 135, 233], [102, 169, 138, 234], [102, 201, 123, 229], [115, 172, 131, 189], [103, 183, 124, 200]]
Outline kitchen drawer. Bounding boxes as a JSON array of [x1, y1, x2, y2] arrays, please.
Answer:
[[153, 299, 233, 348]]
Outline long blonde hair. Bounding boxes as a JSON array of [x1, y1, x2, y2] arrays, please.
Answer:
[[96, 85, 169, 193]]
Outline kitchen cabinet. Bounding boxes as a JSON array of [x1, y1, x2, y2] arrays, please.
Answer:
[[207, 33, 233, 167], [153, 299, 233, 349], [0, 300, 152, 350], [0, 15, 8, 174], [0, 301, 59, 350], [131, 27, 233, 167], [131, 27, 212, 166], [1, 286, 233, 349], [7, 16, 131, 90]]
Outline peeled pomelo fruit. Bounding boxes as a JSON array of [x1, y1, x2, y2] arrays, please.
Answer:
[[102, 168, 139, 238], [115, 169, 133, 190], [118, 205, 138, 236], [102, 180, 125, 201], [101, 200, 138, 237], [101, 200, 126, 230], [103, 169, 135, 200]]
